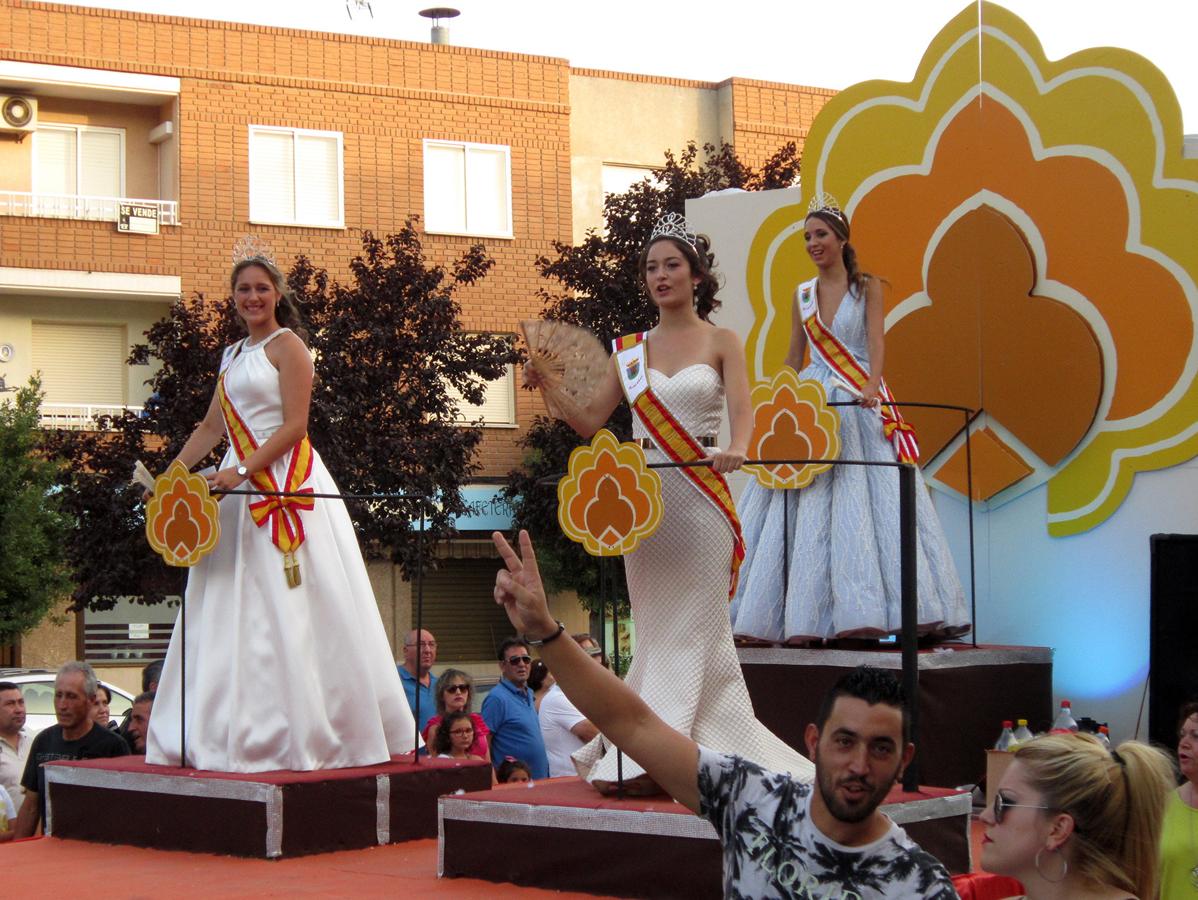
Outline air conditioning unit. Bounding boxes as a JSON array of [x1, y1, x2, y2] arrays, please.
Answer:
[[0, 95, 37, 134]]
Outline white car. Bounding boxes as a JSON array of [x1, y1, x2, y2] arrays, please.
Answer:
[[0, 668, 135, 736]]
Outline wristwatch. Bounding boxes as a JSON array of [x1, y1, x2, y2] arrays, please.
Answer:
[[524, 620, 565, 647], [236, 464, 249, 477]]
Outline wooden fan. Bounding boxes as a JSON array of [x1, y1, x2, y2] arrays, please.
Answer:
[[520, 319, 609, 421]]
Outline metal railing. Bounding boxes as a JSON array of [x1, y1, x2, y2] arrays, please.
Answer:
[[39, 403, 143, 431], [0, 190, 178, 225]]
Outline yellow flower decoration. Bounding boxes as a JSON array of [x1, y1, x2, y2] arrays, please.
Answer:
[[557, 429, 664, 557], [745, 369, 841, 489], [145, 460, 221, 567]]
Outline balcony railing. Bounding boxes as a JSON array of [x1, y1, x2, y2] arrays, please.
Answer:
[[40, 403, 144, 431], [0, 191, 178, 226]]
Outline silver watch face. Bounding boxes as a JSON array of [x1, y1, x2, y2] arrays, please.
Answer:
[[237, 465, 248, 476]]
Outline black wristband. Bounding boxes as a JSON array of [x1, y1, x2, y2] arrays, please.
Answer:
[[525, 620, 565, 647]]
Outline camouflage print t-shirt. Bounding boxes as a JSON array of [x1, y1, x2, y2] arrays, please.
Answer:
[[697, 747, 959, 900]]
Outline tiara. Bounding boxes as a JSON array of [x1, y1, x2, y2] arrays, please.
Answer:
[[807, 192, 847, 225], [649, 212, 696, 248], [232, 235, 276, 267]]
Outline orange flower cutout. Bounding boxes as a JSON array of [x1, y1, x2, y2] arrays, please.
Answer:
[[745, 369, 841, 490], [557, 429, 663, 557], [145, 460, 221, 567]]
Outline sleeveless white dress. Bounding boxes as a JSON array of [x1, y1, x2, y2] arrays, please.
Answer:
[[577, 363, 814, 784], [146, 330, 416, 772], [729, 289, 970, 642]]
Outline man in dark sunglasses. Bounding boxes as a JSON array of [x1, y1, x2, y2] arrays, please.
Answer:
[[493, 531, 956, 899], [480, 637, 549, 779]]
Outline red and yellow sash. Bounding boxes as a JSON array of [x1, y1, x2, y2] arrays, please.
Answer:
[[797, 278, 920, 464], [217, 367, 315, 587], [613, 332, 745, 598]]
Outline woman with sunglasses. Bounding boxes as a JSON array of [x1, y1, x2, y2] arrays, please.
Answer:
[[980, 732, 1174, 899], [424, 669, 491, 767]]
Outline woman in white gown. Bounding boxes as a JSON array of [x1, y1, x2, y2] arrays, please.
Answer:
[[146, 252, 416, 772], [526, 215, 813, 792], [729, 200, 969, 643]]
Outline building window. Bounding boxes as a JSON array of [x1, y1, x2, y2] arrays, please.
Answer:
[[33, 124, 125, 199], [449, 363, 516, 427], [249, 126, 344, 228], [601, 163, 656, 199], [423, 140, 512, 238], [32, 322, 130, 428]]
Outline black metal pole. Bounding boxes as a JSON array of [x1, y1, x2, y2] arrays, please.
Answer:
[[964, 410, 978, 648], [608, 556, 624, 798], [180, 572, 186, 768], [413, 504, 425, 761], [899, 463, 919, 792]]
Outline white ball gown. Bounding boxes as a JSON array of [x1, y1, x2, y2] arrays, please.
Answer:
[[576, 363, 814, 784], [729, 287, 970, 642], [146, 329, 416, 772]]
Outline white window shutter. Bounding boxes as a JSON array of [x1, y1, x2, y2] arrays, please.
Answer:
[[450, 364, 515, 426], [34, 126, 76, 195], [295, 133, 341, 225], [424, 142, 467, 234], [32, 322, 126, 406], [79, 129, 123, 197], [251, 129, 296, 223], [465, 147, 510, 237]]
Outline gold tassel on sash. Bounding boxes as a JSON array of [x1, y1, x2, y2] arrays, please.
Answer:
[[284, 551, 301, 589]]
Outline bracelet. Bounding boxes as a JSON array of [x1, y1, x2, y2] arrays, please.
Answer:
[[524, 620, 565, 647]]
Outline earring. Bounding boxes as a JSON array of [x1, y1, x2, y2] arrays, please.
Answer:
[[1034, 847, 1068, 883]]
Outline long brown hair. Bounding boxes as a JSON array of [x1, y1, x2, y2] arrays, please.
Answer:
[[637, 233, 723, 322], [230, 258, 306, 339], [806, 209, 870, 300]]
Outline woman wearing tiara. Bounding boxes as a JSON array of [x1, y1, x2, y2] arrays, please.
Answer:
[[146, 244, 416, 772], [525, 214, 813, 792], [729, 198, 969, 644]]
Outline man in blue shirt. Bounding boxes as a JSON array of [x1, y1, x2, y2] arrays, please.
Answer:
[[398, 628, 437, 735], [481, 637, 549, 779]]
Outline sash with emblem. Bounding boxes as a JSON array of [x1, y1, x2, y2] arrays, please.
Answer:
[[216, 344, 316, 588], [612, 331, 745, 598], [796, 278, 920, 464]]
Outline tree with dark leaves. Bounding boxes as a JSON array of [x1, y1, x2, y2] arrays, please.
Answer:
[[505, 140, 800, 613], [47, 223, 516, 612], [0, 377, 72, 641]]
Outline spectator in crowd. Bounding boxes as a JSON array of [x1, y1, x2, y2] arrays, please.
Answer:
[[496, 758, 532, 784], [1161, 699, 1198, 897], [432, 711, 486, 761], [119, 692, 155, 755], [0, 682, 31, 812], [424, 669, 490, 766], [398, 629, 438, 734], [15, 662, 129, 838], [92, 684, 116, 730], [0, 784, 14, 842], [981, 731, 1174, 900], [481, 638, 549, 779], [541, 634, 607, 777], [492, 530, 958, 898], [528, 660, 555, 713], [142, 660, 164, 694]]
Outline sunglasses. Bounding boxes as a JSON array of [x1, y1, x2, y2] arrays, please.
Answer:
[[448, 728, 474, 736], [444, 684, 470, 694], [505, 655, 532, 665], [992, 792, 1053, 824]]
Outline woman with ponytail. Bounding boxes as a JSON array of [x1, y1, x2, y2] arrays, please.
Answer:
[[980, 732, 1174, 899], [730, 197, 969, 644]]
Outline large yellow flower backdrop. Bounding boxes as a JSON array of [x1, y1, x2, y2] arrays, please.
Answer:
[[745, 2, 1198, 536]]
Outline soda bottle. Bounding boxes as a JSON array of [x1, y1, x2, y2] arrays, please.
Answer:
[[994, 720, 1016, 751], [1096, 725, 1111, 748], [1013, 719, 1034, 743], [1049, 700, 1079, 734]]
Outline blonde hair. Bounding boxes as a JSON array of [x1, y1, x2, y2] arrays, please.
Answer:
[[1014, 733, 1175, 899]]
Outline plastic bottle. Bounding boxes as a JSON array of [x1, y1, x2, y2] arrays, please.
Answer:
[[1013, 719, 1034, 743], [1049, 700, 1079, 734], [1096, 725, 1111, 748], [994, 720, 1016, 751]]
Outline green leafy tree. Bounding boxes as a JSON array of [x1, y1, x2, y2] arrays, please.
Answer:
[[48, 224, 516, 610], [0, 377, 72, 642], [505, 140, 800, 612]]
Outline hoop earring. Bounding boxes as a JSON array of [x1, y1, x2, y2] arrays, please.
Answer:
[[1034, 847, 1068, 883]]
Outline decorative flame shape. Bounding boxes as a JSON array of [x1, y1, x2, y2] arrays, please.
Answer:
[[145, 460, 221, 567], [557, 429, 664, 557], [745, 370, 841, 489]]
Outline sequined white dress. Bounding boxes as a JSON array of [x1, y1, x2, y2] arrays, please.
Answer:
[[146, 329, 417, 772], [729, 289, 969, 642], [577, 364, 814, 784]]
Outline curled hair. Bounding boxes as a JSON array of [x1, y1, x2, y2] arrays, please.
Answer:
[[230, 257, 306, 340], [638, 234, 723, 322], [1015, 733, 1175, 899], [57, 660, 99, 699], [805, 209, 871, 301], [432, 710, 474, 756], [433, 668, 474, 717]]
